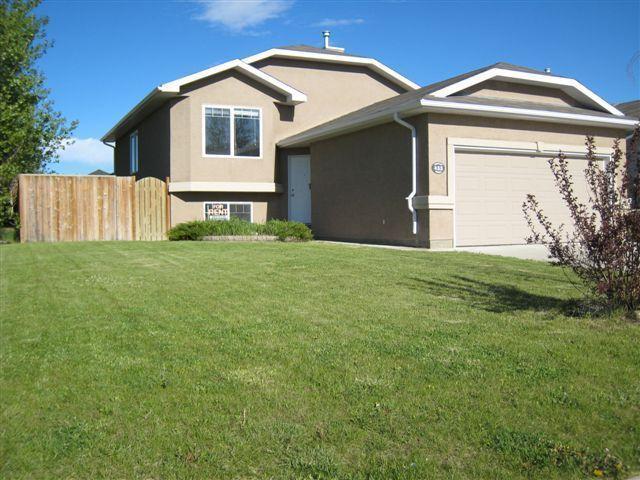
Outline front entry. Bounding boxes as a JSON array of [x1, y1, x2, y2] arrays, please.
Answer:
[[288, 155, 311, 224]]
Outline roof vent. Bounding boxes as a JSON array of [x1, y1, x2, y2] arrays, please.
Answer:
[[322, 31, 345, 53], [544, 67, 552, 73]]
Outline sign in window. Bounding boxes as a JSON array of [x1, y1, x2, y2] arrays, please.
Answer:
[[204, 202, 252, 222]]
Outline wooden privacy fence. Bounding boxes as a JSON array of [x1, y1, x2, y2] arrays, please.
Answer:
[[18, 174, 169, 243]]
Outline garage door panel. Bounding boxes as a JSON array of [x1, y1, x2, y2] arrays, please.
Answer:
[[455, 151, 591, 246]]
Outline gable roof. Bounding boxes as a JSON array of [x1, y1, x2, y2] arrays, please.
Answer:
[[160, 59, 307, 104], [89, 169, 111, 176], [102, 45, 418, 142], [242, 47, 420, 91], [426, 63, 622, 116], [412, 62, 556, 98], [102, 59, 307, 142], [616, 100, 640, 119], [279, 63, 638, 148]]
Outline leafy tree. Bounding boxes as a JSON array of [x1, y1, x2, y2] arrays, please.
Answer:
[[523, 127, 640, 313], [0, 0, 77, 226]]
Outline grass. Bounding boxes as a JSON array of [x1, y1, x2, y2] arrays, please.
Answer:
[[1, 241, 638, 479]]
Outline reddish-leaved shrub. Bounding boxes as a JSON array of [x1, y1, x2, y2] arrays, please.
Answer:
[[523, 127, 640, 312]]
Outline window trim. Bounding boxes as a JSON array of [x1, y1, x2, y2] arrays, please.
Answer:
[[203, 201, 254, 223], [129, 130, 139, 174], [202, 104, 263, 159]]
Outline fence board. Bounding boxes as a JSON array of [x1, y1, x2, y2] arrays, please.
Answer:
[[18, 174, 168, 243]]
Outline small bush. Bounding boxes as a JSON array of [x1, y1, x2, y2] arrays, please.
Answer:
[[167, 218, 312, 242], [258, 219, 313, 241], [167, 221, 211, 241]]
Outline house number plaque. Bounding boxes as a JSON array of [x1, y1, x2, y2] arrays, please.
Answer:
[[432, 162, 445, 174]]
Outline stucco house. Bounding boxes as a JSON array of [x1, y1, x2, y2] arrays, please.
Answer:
[[103, 34, 638, 248]]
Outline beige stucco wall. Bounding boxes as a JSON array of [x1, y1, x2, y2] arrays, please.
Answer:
[[309, 116, 428, 246], [168, 70, 286, 184], [253, 58, 407, 137], [456, 80, 583, 108]]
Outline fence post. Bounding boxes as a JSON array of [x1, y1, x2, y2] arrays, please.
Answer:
[[165, 176, 171, 232], [18, 175, 26, 243]]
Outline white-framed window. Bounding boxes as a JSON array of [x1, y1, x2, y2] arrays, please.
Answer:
[[129, 131, 139, 174], [204, 202, 253, 222], [202, 105, 261, 158]]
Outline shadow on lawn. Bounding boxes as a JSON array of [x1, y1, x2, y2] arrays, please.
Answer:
[[408, 275, 577, 315]]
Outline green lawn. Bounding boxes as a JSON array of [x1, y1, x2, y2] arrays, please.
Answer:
[[1, 241, 638, 479]]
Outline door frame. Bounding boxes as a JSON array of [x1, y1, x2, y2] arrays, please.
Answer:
[[287, 154, 311, 223], [444, 138, 611, 247]]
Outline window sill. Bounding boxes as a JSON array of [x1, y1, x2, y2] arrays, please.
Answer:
[[202, 154, 262, 160]]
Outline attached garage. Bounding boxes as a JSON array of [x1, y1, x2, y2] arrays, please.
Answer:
[[278, 62, 637, 248], [454, 150, 594, 246]]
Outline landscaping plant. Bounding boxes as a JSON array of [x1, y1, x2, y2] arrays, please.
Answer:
[[523, 127, 640, 312], [167, 218, 312, 241]]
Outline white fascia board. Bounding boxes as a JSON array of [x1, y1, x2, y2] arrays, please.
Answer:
[[430, 68, 624, 116], [243, 48, 420, 91], [169, 182, 283, 193], [419, 99, 638, 128], [277, 99, 424, 148], [160, 59, 307, 105]]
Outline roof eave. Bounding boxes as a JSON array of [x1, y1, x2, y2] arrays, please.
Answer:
[[419, 99, 638, 128], [277, 99, 424, 148], [102, 59, 307, 142], [278, 100, 638, 148]]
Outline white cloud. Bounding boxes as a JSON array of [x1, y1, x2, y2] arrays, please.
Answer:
[[56, 137, 113, 173], [312, 18, 365, 27], [197, 0, 294, 33]]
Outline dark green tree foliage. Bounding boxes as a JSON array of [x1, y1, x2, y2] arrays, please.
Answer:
[[0, 0, 77, 226]]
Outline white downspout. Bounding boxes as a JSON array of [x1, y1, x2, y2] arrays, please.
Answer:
[[393, 113, 417, 234]]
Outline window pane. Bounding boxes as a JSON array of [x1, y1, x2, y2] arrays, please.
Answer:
[[130, 132, 138, 173], [234, 109, 260, 157], [229, 203, 251, 222], [204, 202, 229, 221], [205, 108, 230, 155]]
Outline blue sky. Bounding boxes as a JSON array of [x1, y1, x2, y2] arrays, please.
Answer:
[[37, 0, 639, 174]]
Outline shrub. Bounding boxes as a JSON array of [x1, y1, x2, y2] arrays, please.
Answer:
[[258, 219, 313, 241], [167, 221, 210, 241], [167, 218, 312, 242], [522, 127, 640, 312]]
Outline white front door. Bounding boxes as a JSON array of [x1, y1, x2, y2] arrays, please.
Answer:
[[288, 155, 311, 224]]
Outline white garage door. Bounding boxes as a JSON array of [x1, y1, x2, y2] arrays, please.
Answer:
[[455, 151, 592, 246]]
